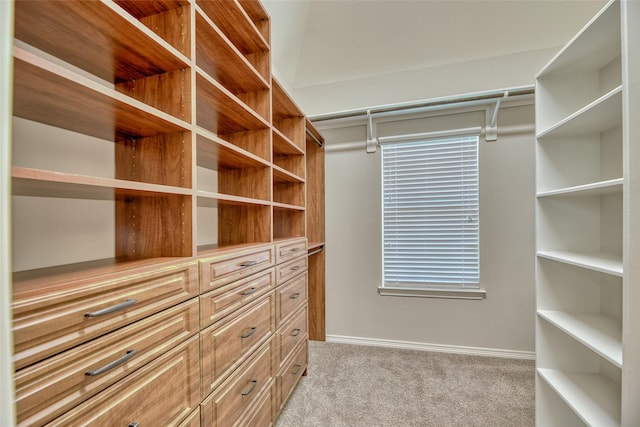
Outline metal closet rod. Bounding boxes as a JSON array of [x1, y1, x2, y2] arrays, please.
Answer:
[[306, 127, 323, 147], [308, 85, 535, 123]]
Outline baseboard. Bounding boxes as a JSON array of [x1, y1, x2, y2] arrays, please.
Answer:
[[325, 334, 536, 360]]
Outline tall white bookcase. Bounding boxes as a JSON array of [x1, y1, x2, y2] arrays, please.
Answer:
[[535, 0, 640, 425]]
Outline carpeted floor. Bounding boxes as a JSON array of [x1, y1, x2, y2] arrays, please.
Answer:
[[276, 341, 535, 427]]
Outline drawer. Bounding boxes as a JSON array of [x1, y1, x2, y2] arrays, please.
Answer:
[[239, 381, 275, 427], [277, 340, 307, 412], [199, 244, 275, 292], [13, 260, 198, 370], [16, 298, 199, 426], [275, 238, 307, 264], [178, 407, 200, 427], [48, 335, 200, 427], [275, 272, 307, 327], [200, 268, 274, 329], [276, 305, 308, 369], [201, 292, 275, 396], [201, 339, 274, 427], [275, 255, 307, 286]]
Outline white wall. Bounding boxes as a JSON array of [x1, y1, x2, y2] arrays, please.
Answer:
[[294, 48, 557, 117], [321, 104, 536, 353]]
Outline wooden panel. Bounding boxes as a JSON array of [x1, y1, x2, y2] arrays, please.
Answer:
[[273, 117, 306, 151], [12, 260, 198, 370], [276, 306, 308, 370], [275, 238, 307, 264], [238, 88, 271, 123], [220, 128, 271, 163], [272, 79, 303, 119], [199, 244, 274, 292], [237, 0, 271, 44], [305, 128, 325, 244], [238, 382, 275, 427], [276, 256, 308, 286], [273, 207, 305, 240], [196, 0, 269, 54], [307, 249, 326, 341], [195, 11, 268, 94], [177, 407, 201, 427], [135, 3, 191, 58], [200, 292, 275, 396], [218, 166, 271, 201], [47, 336, 200, 427], [219, 204, 271, 245], [277, 340, 307, 412], [115, 192, 192, 259], [13, 0, 187, 83], [196, 72, 270, 135], [275, 272, 308, 328], [273, 155, 305, 180], [200, 339, 274, 427], [13, 51, 189, 142], [273, 181, 305, 207], [116, 67, 191, 121], [15, 299, 199, 426], [200, 268, 275, 329], [115, 132, 191, 188], [196, 131, 270, 172]]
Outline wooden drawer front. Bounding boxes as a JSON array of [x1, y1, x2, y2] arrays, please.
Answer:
[[178, 407, 200, 427], [275, 255, 307, 286], [199, 245, 274, 292], [201, 292, 275, 396], [48, 336, 200, 427], [275, 238, 307, 264], [275, 272, 307, 327], [200, 268, 274, 330], [13, 261, 198, 370], [16, 298, 199, 426], [277, 306, 308, 369], [277, 340, 307, 411], [239, 382, 275, 427], [201, 340, 274, 427]]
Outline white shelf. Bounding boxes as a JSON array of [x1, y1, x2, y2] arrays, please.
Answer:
[[538, 310, 622, 367], [537, 0, 620, 78], [537, 178, 623, 198], [538, 368, 620, 427], [537, 86, 622, 139], [537, 250, 622, 277]]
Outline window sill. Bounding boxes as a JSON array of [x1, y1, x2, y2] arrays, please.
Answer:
[[378, 286, 487, 300]]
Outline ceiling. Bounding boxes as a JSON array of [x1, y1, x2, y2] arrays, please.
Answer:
[[263, 0, 608, 91]]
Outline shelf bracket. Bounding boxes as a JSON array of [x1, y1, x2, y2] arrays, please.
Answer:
[[366, 109, 378, 153], [485, 90, 508, 142]]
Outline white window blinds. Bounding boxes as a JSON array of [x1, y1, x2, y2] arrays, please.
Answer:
[[382, 134, 479, 288]]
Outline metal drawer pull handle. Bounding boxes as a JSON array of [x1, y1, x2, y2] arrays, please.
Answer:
[[291, 265, 302, 271], [128, 423, 139, 427], [291, 328, 301, 337], [241, 327, 257, 339], [241, 380, 258, 396], [86, 349, 137, 376], [240, 260, 258, 267], [290, 248, 302, 252], [240, 287, 258, 296], [290, 292, 300, 299], [84, 299, 137, 318], [291, 364, 302, 375]]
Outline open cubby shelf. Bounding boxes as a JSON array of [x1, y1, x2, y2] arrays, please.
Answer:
[[535, 1, 640, 424]]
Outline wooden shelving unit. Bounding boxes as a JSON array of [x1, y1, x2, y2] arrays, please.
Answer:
[[535, 1, 640, 424], [7, 0, 325, 424]]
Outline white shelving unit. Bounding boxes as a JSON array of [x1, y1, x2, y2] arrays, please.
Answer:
[[535, 0, 640, 425]]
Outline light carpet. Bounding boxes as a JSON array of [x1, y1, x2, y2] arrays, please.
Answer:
[[275, 340, 535, 427]]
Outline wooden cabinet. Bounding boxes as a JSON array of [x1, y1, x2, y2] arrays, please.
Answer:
[[305, 120, 326, 341], [535, 0, 640, 424], [7, 0, 323, 424], [47, 336, 201, 427]]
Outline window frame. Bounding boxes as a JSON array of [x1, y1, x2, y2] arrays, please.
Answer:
[[378, 128, 486, 300]]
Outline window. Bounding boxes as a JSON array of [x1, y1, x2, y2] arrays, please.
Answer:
[[380, 133, 484, 299]]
